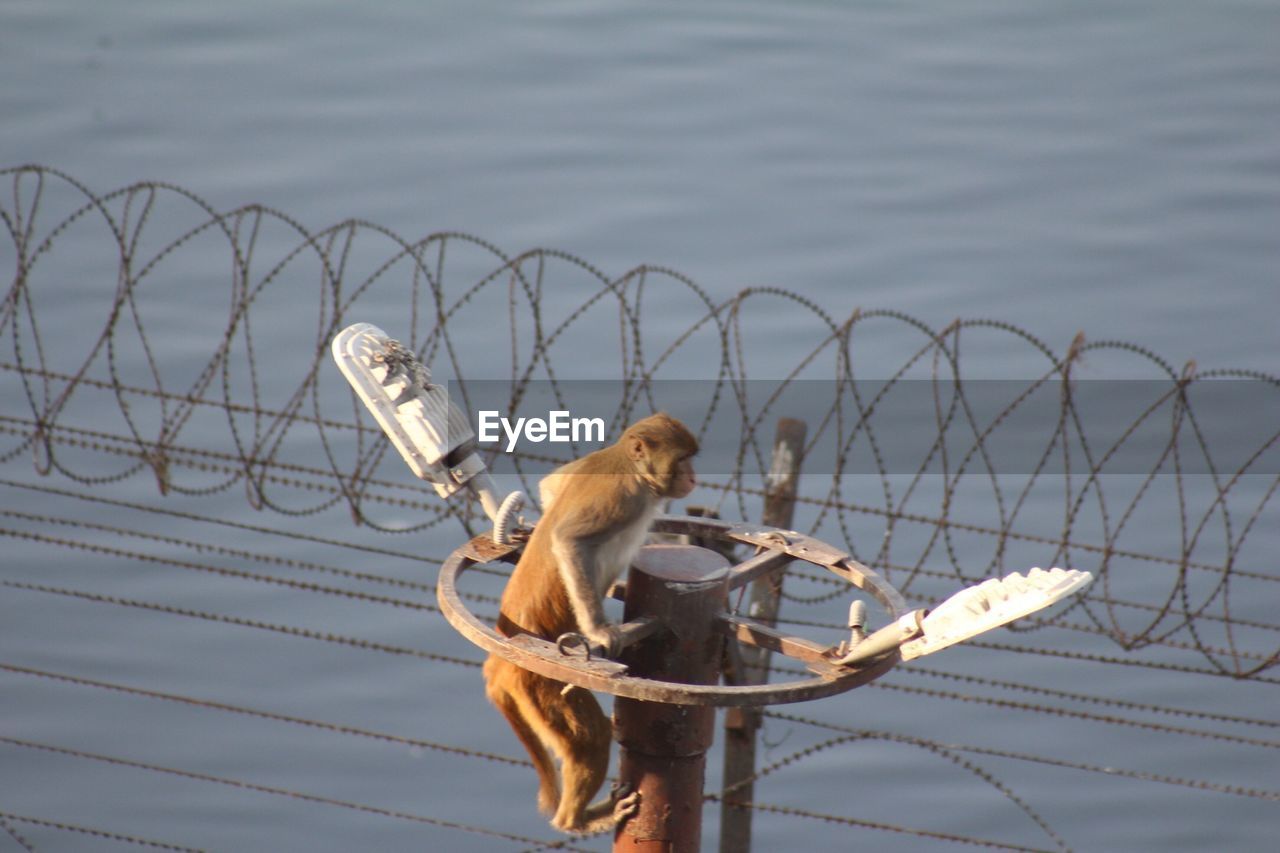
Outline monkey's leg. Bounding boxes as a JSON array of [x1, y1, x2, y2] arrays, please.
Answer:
[[520, 674, 617, 833], [483, 657, 561, 815]]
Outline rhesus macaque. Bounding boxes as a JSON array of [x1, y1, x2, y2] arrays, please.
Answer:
[[483, 413, 699, 834]]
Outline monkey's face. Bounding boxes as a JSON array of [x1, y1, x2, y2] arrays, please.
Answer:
[[624, 413, 699, 499], [665, 455, 697, 499]]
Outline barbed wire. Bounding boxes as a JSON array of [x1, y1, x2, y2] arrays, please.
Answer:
[[3, 165, 1276, 851], [0, 736, 583, 852], [0, 811, 201, 853]]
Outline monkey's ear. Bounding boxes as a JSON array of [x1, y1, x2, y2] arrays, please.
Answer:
[[626, 436, 647, 462]]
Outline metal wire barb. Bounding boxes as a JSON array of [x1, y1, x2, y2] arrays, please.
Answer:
[[2, 165, 1277, 851]]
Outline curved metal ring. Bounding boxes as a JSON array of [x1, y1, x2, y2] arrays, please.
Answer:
[[555, 632, 593, 660], [436, 515, 909, 707]]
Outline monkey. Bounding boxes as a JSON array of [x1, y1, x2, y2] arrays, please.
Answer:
[[482, 413, 699, 834]]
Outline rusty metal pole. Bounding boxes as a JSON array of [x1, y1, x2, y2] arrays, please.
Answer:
[[719, 417, 807, 853], [614, 544, 731, 853]]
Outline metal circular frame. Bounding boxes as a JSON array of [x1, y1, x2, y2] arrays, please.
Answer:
[[436, 515, 910, 707]]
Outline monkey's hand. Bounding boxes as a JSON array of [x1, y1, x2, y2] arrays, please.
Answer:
[[583, 623, 624, 659]]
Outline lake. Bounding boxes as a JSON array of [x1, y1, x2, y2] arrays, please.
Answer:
[[2, 1, 1277, 851]]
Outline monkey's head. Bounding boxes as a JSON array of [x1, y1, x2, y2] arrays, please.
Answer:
[[623, 413, 698, 499]]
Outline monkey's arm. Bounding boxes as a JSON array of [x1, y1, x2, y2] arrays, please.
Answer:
[[550, 533, 622, 656]]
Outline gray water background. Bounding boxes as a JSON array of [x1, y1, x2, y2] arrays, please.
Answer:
[[2, 1, 1278, 851]]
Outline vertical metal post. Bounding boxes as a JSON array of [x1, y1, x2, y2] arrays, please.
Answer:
[[614, 544, 730, 853], [718, 418, 807, 853]]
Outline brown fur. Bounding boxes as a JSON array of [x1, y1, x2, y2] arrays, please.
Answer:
[[483, 413, 698, 833]]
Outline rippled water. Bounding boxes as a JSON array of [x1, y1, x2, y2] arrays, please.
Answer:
[[3, 1, 1277, 851]]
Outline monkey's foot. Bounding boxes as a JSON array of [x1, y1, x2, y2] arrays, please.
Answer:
[[612, 783, 640, 823], [560, 783, 639, 835]]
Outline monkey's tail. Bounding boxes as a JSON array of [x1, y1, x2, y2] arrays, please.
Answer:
[[484, 657, 561, 816]]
